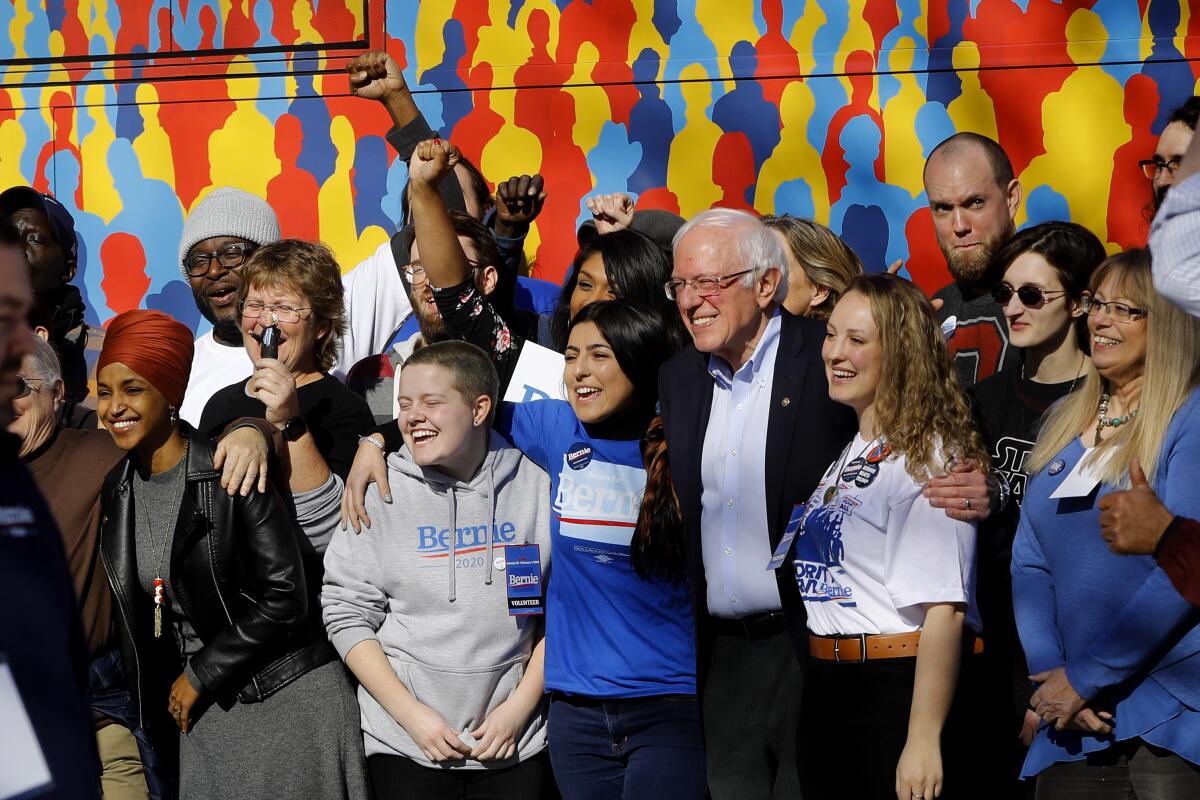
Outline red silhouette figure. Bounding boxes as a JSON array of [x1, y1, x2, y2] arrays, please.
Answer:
[[967, 1, 1073, 177], [755, 0, 803, 106], [902, 207, 951, 296], [100, 233, 150, 317], [863, 0, 901, 54], [531, 93, 593, 283], [450, 63, 505, 162], [1108, 73, 1160, 249], [557, 0, 639, 124], [822, 51, 885, 205], [267, 114, 321, 240], [713, 132, 757, 212]]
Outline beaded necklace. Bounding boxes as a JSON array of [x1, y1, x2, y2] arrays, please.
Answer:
[[1095, 392, 1138, 443]]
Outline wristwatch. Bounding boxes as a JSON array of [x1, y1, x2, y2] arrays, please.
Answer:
[[279, 415, 308, 442]]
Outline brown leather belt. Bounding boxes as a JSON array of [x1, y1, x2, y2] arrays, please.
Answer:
[[808, 632, 984, 663]]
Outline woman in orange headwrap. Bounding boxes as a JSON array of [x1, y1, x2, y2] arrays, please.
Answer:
[[96, 310, 369, 799]]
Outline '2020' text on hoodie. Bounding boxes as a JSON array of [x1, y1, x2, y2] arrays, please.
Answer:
[[321, 431, 552, 768]]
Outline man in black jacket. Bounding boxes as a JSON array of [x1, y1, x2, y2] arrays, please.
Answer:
[[659, 208, 856, 799], [0, 217, 100, 798]]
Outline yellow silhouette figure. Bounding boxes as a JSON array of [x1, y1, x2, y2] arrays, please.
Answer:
[[696, 0, 763, 87], [565, 43, 612, 158], [881, 38, 927, 198], [415, 1, 456, 76], [292, 0, 321, 44], [946, 42, 998, 143], [318, 115, 389, 272], [756, 80, 829, 219], [79, 85, 122, 223], [209, 67, 281, 199], [668, 63, 723, 217], [80, 0, 117, 54], [131, 85, 175, 189], [629, 0, 671, 65], [0, 116, 29, 194], [1017, 8, 1125, 245], [789, 0, 825, 77]]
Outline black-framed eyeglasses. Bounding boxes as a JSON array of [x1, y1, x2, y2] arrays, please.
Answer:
[[1139, 158, 1182, 180], [15, 376, 45, 399], [239, 299, 312, 324], [1081, 295, 1148, 323], [184, 242, 256, 277], [991, 282, 1068, 309], [664, 269, 754, 301], [404, 259, 483, 286]]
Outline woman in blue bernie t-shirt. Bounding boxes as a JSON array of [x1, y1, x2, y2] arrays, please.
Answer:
[[1013, 249, 1200, 797], [499, 300, 706, 800]]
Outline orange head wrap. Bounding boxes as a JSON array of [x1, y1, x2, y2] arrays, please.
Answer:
[[97, 310, 196, 410]]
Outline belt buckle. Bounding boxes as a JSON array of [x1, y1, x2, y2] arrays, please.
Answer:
[[833, 633, 867, 664]]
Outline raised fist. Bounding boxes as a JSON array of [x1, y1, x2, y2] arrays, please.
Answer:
[[347, 50, 407, 103]]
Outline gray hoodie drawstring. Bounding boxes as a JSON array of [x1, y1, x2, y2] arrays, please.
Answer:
[[485, 466, 497, 586], [447, 484, 458, 602]]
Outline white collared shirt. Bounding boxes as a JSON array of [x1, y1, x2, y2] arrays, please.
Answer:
[[700, 310, 784, 618]]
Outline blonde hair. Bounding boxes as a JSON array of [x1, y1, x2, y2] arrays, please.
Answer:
[[1028, 249, 1200, 486], [763, 216, 864, 320], [847, 274, 989, 482]]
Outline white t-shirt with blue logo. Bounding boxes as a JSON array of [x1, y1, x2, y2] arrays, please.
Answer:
[[792, 434, 980, 637], [503, 401, 697, 698]]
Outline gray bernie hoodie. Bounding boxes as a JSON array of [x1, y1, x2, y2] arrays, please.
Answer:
[[321, 431, 552, 768]]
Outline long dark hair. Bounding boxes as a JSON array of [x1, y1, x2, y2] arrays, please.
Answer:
[[551, 229, 682, 352], [567, 301, 685, 581]]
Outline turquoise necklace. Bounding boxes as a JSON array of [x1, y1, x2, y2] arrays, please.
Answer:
[[1095, 392, 1137, 442]]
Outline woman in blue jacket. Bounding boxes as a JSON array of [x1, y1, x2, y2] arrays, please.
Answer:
[[1013, 249, 1200, 797]]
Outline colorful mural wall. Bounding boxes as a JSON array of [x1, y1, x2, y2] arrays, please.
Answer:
[[1, 0, 1198, 335]]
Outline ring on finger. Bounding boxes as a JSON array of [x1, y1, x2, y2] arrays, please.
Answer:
[[965, 497, 972, 511]]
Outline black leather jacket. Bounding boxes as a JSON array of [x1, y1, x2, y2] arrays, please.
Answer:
[[100, 427, 333, 732]]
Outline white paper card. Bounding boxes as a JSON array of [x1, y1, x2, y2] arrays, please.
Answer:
[[0, 657, 54, 800], [1049, 447, 1115, 499], [502, 342, 567, 404]]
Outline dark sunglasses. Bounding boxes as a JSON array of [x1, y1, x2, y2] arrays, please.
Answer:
[[991, 283, 1068, 308], [14, 376, 45, 399]]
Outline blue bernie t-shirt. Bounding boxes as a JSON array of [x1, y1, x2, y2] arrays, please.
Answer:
[[1012, 386, 1200, 778], [501, 400, 696, 698]]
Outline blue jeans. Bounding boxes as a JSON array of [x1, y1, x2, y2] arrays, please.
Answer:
[[547, 693, 707, 800]]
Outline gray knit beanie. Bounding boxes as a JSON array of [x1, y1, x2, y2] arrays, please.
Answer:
[[178, 187, 281, 277]]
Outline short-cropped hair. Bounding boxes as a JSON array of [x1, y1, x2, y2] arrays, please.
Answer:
[[404, 340, 500, 425], [28, 335, 62, 384], [240, 239, 347, 373]]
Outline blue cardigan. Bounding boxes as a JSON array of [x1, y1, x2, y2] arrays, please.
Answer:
[[1012, 387, 1200, 777]]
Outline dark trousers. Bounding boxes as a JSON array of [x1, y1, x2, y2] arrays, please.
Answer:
[[1035, 739, 1200, 800], [797, 654, 978, 800], [367, 750, 549, 800], [702, 627, 803, 800], [547, 693, 706, 800]]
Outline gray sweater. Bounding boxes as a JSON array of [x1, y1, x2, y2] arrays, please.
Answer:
[[321, 432, 552, 767]]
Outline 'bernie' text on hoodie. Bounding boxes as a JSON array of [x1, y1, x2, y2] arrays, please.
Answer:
[[321, 431, 552, 768]]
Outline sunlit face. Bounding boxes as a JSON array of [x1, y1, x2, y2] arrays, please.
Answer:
[[186, 235, 256, 336], [97, 362, 175, 453], [568, 253, 615, 320], [565, 321, 637, 424], [1087, 274, 1148, 386], [1000, 252, 1081, 351], [671, 225, 779, 365], [925, 147, 1019, 286], [773, 229, 829, 317], [397, 363, 489, 477], [1152, 121, 1194, 209], [408, 237, 489, 342], [823, 291, 882, 417], [0, 245, 36, 428], [239, 281, 324, 375], [8, 353, 62, 457]]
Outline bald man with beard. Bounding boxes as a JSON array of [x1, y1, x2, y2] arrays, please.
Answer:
[[924, 133, 1023, 387]]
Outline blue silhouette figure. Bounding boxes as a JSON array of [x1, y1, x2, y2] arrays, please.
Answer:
[[352, 135, 392, 238], [628, 48, 676, 194], [712, 41, 781, 173], [419, 19, 471, 138], [289, 70, 337, 187]]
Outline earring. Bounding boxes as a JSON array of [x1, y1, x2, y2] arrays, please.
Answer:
[[169, 405, 178, 424]]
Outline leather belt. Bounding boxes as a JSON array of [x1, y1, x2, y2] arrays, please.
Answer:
[[710, 611, 788, 640], [808, 632, 984, 663]]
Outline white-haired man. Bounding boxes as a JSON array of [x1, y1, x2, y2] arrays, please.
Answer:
[[658, 208, 856, 798]]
